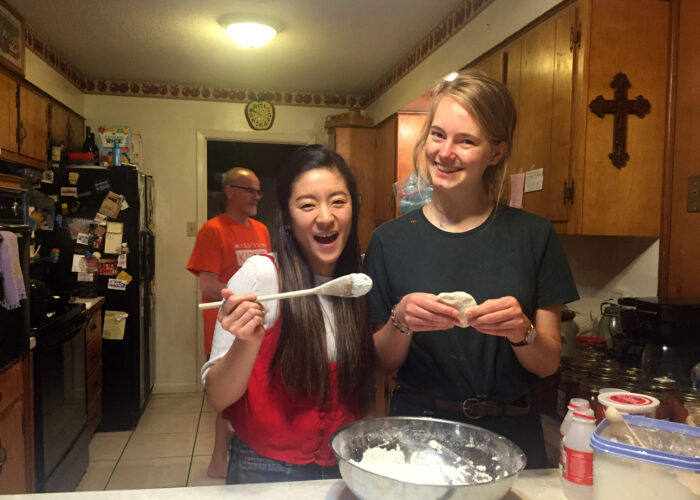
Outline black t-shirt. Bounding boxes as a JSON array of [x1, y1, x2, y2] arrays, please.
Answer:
[[363, 205, 579, 401]]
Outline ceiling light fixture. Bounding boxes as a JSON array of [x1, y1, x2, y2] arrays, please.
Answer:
[[219, 14, 280, 48]]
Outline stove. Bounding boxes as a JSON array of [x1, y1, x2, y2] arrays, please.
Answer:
[[32, 296, 90, 492], [31, 300, 85, 342]]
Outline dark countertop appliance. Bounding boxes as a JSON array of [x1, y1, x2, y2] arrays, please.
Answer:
[[31, 292, 89, 492], [616, 296, 700, 382]]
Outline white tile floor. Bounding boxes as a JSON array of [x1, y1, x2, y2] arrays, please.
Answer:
[[76, 392, 227, 491]]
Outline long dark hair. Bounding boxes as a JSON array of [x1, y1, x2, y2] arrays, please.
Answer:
[[271, 144, 372, 402]]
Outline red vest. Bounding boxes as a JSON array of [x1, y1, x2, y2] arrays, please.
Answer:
[[222, 315, 360, 466]]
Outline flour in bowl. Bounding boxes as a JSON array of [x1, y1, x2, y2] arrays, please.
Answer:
[[349, 442, 496, 486]]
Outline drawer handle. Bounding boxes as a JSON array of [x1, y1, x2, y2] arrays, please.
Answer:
[[90, 323, 98, 330], [0, 441, 7, 474]]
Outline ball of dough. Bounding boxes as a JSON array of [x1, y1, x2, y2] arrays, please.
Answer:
[[436, 291, 478, 328]]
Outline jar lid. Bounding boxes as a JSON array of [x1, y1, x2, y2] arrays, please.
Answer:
[[598, 391, 660, 412], [651, 376, 677, 389], [575, 335, 607, 346], [678, 388, 700, 403]]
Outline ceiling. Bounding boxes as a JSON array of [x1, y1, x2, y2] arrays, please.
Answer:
[[8, 0, 468, 103]]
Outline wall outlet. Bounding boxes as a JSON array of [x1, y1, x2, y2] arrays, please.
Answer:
[[187, 221, 197, 237], [688, 174, 700, 213]]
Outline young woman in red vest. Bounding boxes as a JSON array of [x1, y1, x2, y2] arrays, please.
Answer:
[[202, 144, 374, 484]]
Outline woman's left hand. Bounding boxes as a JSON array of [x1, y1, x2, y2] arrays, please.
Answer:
[[465, 296, 531, 343]]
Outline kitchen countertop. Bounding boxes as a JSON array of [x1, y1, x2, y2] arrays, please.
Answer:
[[70, 296, 105, 313], [5, 468, 566, 499]]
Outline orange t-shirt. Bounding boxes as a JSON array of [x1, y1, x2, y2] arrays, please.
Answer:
[[186, 214, 271, 354]]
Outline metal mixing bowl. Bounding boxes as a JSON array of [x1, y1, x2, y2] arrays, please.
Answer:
[[330, 416, 526, 500]]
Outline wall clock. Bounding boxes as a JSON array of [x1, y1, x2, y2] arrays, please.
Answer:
[[245, 100, 275, 130]]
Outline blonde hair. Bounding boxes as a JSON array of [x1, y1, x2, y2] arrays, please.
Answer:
[[412, 69, 517, 202]]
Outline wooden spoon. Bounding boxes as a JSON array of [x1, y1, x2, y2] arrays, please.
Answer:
[[198, 273, 373, 310], [605, 406, 646, 447]]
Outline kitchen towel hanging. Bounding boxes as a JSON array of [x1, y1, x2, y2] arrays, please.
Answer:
[[0, 231, 27, 310]]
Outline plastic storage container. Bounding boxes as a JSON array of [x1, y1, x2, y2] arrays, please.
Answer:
[[590, 415, 700, 500], [597, 391, 659, 418]]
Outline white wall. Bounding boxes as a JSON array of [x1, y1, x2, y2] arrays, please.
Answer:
[[560, 236, 659, 331], [24, 51, 85, 116]]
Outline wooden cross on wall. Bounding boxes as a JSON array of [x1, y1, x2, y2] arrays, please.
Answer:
[[588, 72, 650, 168]]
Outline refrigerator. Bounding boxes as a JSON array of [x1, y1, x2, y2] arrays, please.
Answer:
[[37, 165, 155, 431]]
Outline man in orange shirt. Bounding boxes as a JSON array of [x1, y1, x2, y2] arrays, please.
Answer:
[[187, 167, 270, 478]]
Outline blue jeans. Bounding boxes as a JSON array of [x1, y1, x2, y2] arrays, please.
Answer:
[[226, 435, 341, 484]]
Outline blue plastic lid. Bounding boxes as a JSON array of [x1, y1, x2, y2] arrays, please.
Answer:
[[590, 414, 700, 472]]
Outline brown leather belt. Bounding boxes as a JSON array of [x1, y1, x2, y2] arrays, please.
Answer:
[[395, 387, 532, 419]]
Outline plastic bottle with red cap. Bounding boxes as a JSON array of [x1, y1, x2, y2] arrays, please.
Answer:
[[559, 398, 590, 470], [561, 407, 596, 500]]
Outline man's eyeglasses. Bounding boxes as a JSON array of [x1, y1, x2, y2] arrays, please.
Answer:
[[228, 185, 263, 198]]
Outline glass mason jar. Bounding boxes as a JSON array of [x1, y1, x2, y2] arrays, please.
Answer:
[[647, 376, 677, 421], [676, 388, 700, 425]]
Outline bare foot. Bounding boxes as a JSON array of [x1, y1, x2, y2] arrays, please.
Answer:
[[207, 457, 227, 479]]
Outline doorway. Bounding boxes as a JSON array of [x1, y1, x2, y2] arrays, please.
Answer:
[[206, 141, 300, 232]]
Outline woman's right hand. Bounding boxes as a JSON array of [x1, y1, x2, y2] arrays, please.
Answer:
[[393, 293, 460, 333], [217, 289, 266, 342]]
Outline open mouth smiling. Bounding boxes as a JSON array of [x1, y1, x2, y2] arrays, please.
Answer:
[[314, 232, 339, 244], [436, 164, 461, 174]]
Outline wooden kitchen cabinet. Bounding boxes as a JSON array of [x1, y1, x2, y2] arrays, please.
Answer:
[[469, 0, 668, 236], [0, 72, 19, 156], [49, 104, 85, 153], [330, 126, 377, 251], [0, 356, 34, 494], [568, 0, 669, 236], [84, 299, 104, 436], [375, 112, 427, 224], [18, 86, 49, 165], [0, 69, 48, 169]]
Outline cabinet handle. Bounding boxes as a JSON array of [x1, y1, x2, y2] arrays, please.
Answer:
[[90, 323, 97, 330], [19, 123, 26, 145], [0, 441, 7, 474]]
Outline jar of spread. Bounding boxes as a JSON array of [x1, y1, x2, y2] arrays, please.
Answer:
[[675, 388, 700, 425], [597, 391, 660, 419], [578, 378, 604, 423], [647, 377, 677, 421]]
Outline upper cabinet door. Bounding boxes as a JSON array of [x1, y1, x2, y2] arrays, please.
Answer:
[[514, 4, 575, 223], [67, 111, 85, 152], [18, 86, 49, 163], [570, 0, 669, 236], [0, 73, 18, 154], [49, 103, 69, 146]]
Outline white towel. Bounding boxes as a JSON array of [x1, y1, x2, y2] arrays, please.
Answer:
[[0, 231, 27, 310]]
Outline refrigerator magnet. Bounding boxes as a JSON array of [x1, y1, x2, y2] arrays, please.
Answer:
[[107, 279, 127, 291], [117, 253, 127, 268], [41, 170, 54, 184], [98, 259, 119, 276], [104, 222, 123, 254], [116, 270, 132, 284], [68, 172, 79, 185], [98, 191, 123, 218], [77, 272, 94, 282], [61, 187, 77, 198], [93, 179, 111, 193], [76, 233, 90, 245]]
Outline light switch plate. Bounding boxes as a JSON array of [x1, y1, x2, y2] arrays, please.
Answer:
[[688, 174, 700, 212], [187, 221, 197, 237]]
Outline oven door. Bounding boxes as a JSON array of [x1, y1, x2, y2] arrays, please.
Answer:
[[33, 314, 89, 490], [0, 224, 30, 370]]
